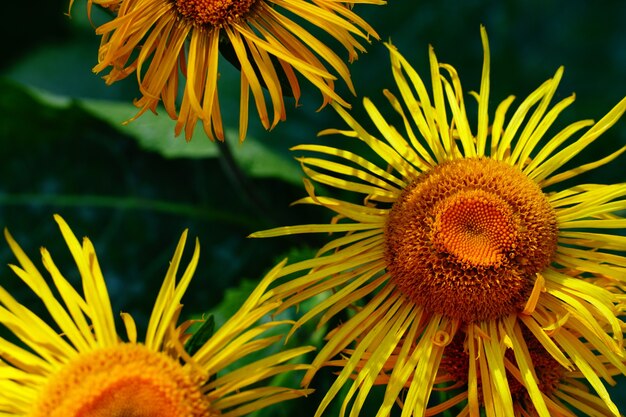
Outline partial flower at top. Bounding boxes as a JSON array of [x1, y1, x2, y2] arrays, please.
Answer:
[[70, 0, 383, 142], [252, 27, 626, 416], [0, 215, 313, 417]]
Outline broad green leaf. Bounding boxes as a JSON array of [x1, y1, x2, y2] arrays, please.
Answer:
[[185, 314, 216, 357], [79, 99, 220, 158]]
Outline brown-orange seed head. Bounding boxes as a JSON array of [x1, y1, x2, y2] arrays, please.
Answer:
[[174, 0, 258, 28], [384, 158, 558, 322], [30, 344, 211, 417]]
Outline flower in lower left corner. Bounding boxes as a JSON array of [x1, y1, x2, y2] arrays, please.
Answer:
[[0, 215, 313, 417]]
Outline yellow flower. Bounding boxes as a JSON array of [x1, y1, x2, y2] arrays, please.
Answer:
[[252, 27, 626, 416], [71, 0, 383, 142], [0, 215, 313, 417]]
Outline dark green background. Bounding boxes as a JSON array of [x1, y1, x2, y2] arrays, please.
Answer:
[[1, 0, 624, 415]]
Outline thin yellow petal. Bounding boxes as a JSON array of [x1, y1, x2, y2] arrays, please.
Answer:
[[504, 318, 551, 417], [54, 215, 117, 347], [145, 229, 189, 349], [475, 25, 490, 156], [508, 67, 564, 167], [532, 96, 626, 183], [120, 312, 137, 344]]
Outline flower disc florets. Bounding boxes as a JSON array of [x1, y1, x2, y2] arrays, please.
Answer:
[[175, 0, 258, 28], [384, 158, 558, 322], [31, 344, 210, 417]]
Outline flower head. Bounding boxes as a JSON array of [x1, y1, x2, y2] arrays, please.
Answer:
[[252, 27, 626, 416], [72, 0, 383, 142], [0, 215, 313, 416]]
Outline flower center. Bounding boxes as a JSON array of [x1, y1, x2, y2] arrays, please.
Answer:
[[432, 189, 518, 267], [174, 0, 258, 28], [30, 344, 211, 417], [384, 158, 558, 322]]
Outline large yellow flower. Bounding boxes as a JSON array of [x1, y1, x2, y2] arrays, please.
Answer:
[[252, 27, 626, 416], [71, 0, 383, 142], [0, 215, 313, 416]]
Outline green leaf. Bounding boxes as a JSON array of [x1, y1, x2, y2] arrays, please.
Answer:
[[79, 98, 303, 184], [185, 315, 216, 357], [228, 137, 303, 185], [79, 99, 221, 158]]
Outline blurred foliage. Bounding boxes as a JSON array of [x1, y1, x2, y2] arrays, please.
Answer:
[[0, 0, 625, 416]]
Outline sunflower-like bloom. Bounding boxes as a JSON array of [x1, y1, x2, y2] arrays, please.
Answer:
[[0, 215, 313, 417], [71, 0, 383, 142], [252, 27, 626, 416]]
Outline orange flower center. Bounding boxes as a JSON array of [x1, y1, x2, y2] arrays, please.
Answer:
[[432, 189, 518, 267], [384, 158, 558, 322], [30, 344, 211, 417], [174, 0, 258, 27]]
